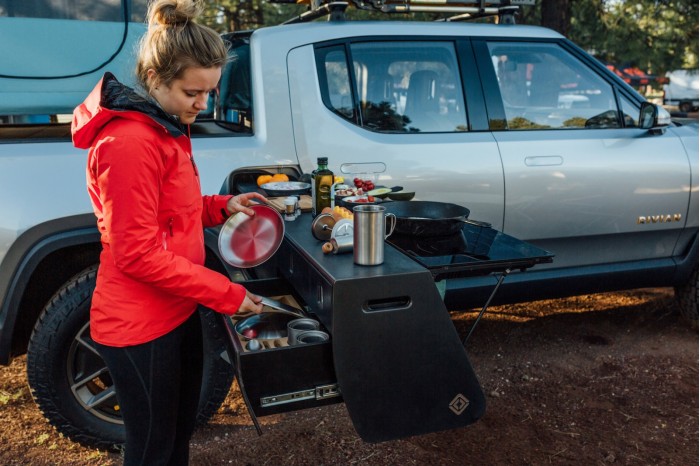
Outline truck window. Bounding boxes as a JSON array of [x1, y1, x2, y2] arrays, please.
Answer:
[[0, 0, 147, 21], [0, 0, 149, 135], [215, 38, 253, 133], [1, 3, 250, 140], [487, 42, 621, 130], [316, 41, 467, 133]]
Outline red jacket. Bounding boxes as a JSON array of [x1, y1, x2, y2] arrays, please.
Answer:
[[72, 73, 246, 346]]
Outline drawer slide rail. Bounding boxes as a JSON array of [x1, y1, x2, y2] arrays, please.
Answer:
[[260, 383, 341, 408]]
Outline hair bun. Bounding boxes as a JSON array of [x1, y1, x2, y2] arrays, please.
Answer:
[[149, 0, 201, 27]]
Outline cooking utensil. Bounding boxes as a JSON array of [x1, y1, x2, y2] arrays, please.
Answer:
[[382, 201, 471, 237], [260, 297, 305, 318], [295, 330, 330, 345], [287, 318, 321, 346], [311, 213, 336, 241], [260, 181, 311, 197], [218, 204, 285, 267], [235, 312, 295, 341], [387, 191, 415, 201], [330, 219, 354, 254]]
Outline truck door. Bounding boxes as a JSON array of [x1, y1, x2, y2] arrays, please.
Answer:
[[475, 40, 690, 269], [286, 40, 505, 229]]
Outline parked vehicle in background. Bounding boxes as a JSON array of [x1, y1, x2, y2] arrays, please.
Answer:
[[0, 0, 697, 451], [663, 69, 699, 113]]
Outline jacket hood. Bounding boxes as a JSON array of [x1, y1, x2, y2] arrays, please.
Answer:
[[72, 72, 186, 149]]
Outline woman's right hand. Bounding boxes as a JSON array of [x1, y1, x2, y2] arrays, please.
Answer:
[[238, 291, 263, 315]]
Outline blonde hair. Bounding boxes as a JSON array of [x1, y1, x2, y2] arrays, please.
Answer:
[[136, 0, 227, 90]]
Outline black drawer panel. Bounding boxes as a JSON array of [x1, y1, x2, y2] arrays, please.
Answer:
[[222, 279, 341, 417]]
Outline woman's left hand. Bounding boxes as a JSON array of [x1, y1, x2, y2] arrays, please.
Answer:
[[226, 192, 269, 217]]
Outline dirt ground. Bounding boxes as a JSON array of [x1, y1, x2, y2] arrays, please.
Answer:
[[0, 288, 697, 465]]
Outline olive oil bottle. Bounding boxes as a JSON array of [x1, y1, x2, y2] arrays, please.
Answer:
[[311, 157, 334, 217]]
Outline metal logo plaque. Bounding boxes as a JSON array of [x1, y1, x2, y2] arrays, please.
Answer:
[[449, 393, 470, 415]]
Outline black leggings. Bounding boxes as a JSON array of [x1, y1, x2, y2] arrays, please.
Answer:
[[96, 311, 203, 466]]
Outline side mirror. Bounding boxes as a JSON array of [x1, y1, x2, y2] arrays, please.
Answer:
[[639, 102, 671, 132]]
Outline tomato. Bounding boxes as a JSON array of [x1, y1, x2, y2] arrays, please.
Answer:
[[367, 196, 375, 202]]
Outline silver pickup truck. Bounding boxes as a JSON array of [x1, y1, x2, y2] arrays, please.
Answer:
[[1, 1, 697, 449]]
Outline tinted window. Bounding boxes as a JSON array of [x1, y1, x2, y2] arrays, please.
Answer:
[[317, 46, 355, 120], [0, 0, 147, 22], [487, 42, 620, 130], [317, 41, 467, 133], [214, 38, 253, 133]]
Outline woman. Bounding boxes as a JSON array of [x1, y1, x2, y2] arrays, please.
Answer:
[[71, 0, 265, 463]]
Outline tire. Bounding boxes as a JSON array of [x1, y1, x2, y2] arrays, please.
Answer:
[[26, 265, 235, 450], [678, 101, 693, 113], [675, 267, 699, 328]]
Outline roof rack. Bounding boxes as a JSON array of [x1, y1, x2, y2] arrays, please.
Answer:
[[277, 0, 534, 24]]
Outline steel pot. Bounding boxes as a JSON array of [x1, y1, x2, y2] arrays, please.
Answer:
[[381, 201, 471, 237]]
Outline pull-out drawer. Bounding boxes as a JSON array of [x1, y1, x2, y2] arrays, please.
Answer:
[[222, 278, 342, 419]]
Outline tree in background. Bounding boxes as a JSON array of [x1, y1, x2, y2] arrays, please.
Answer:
[[200, 0, 698, 75], [541, 0, 571, 37], [586, 0, 698, 73], [519, 0, 698, 75], [201, 0, 264, 32]]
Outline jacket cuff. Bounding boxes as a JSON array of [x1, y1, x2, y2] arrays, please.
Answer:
[[215, 195, 234, 222]]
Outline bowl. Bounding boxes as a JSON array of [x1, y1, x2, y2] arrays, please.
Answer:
[[341, 195, 383, 208], [387, 191, 415, 201], [260, 181, 311, 197]]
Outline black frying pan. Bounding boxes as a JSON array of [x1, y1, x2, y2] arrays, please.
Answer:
[[382, 201, 471, 237]]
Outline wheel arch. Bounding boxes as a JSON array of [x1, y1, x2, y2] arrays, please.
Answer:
[[0, 214, 101, 364], [0, 216, 236, 365]]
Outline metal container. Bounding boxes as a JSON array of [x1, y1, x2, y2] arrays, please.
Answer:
[[295, 330, 330, 345], [352, 204, 396, 265], [330, 218, 354, 254], [287, 318, 320, 346]]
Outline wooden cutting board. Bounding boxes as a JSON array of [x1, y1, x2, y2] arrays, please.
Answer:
[[266, 195, 312, 213]]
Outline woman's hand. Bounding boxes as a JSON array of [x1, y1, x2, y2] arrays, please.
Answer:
[[238, 291, 263, 315], [226, 192, 269, 217]]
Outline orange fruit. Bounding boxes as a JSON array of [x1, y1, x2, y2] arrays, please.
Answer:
[[256, 174, 273, 187], [271, 173, 289, 182]]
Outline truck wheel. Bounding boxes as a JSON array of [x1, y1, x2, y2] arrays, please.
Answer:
[[679, 101, 693, 113], [675, 267, 698, 328], [26, 265, 235, 450]]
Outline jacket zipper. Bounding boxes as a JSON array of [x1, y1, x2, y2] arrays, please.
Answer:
[[168, 217, 174, 237], [189, 154, 199, 176]]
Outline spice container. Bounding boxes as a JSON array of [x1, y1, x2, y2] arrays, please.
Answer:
[[284, 197, 297, 221]]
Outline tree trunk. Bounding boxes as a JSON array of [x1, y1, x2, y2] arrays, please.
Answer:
[[541, 0, 571, 36]]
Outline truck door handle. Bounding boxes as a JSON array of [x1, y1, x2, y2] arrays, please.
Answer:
[[524, 156, 563, 166]]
